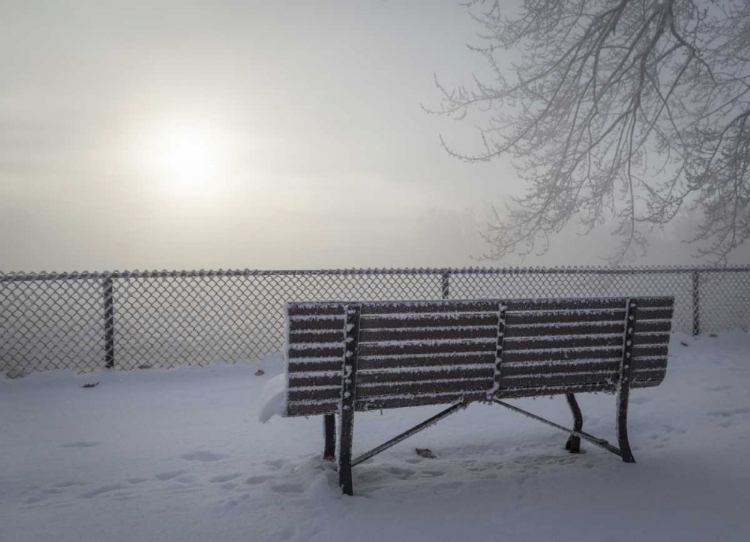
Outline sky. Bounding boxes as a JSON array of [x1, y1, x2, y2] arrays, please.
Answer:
[[1, 0, 747, 272]]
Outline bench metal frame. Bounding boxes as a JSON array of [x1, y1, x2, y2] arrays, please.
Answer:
[[322, 299, 641, 495]]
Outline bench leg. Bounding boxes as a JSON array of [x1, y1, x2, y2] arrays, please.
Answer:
[[564, 393, 583, 453], [616, 377, 636, 463], [323, 414, 336, 461], [338, 408, 355, 495]]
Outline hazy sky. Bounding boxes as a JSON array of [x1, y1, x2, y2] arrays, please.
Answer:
[[2, 0, 745, 272]]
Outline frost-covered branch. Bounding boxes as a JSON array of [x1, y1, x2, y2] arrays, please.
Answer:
[[429, 0, 750, 263]]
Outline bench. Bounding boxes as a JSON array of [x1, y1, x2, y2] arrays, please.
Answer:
[[280, 297, 674, 495]]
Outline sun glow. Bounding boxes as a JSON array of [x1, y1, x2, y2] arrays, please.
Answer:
[[133, 123, 230, 199]]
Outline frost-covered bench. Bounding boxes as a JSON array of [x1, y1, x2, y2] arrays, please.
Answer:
[[262, 297, 674, 495]]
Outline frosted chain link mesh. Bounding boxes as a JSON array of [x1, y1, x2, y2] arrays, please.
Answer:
[[1, 267, 748, 377]]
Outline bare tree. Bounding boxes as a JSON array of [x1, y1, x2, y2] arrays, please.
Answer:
[[430, 0, 750, 263]]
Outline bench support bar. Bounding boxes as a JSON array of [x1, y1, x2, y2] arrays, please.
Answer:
[[493, 399, 624, 457], [351, 401, 469, 468], [323, 414, 336, 461], [565, 393, 583, 453]]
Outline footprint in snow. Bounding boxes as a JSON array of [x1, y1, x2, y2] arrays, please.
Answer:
[[52, 480, 86, 488], [245, 475, 272, 485], [40, 487, 66, 495], [706, 407, 750, 418], [155, 470, 187, 481], [210, 473, 242, 484], [706, 407, 750, 427], [180, 450, 228, 462], [270, 482, 304, 494], [381, 466, 416, 479], [80, 484, 128, 499]]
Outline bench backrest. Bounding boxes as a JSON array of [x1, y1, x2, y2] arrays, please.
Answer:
[[283, 297, 674, 417]]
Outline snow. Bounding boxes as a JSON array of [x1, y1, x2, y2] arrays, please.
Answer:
[[2, 333, 750, 541], [258, 373, 287, 423]]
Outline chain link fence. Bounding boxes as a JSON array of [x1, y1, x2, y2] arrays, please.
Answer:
[[2, 266, 749, 378]]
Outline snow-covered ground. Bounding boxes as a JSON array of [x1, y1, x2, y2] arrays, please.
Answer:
[[1, 333, 749, 542]]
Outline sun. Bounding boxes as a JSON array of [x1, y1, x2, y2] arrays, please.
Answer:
[[157, 129, 213, 182], [133, 123, 228, 199]]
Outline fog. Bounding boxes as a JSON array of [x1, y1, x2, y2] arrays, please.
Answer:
[[2, 0, 747, 272]]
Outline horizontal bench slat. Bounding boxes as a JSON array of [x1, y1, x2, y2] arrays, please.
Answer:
[[631, 373, 667, 388], [288, 330, 346, 344], [505, 298, 627, 311], [360, 314, 499, 329], [632, 357, 668, 371], [357, 352, 496, 370], [500, 382, 615, 399], [500, 371, 618, 390], [503, 319, 670, 338], [504, 335, 623, 351], [503, 344, 668, 363], [502, 368, 669, 389], [632, 380, 661, 389], [357, 367, 495, 385], [502, 356, 668, 376], [360, 326, 497, 342], [630, 369, 668, 388], [358, 340, 496, 357], [288, 373, 342, 387], [505, 310, 626, 325], [287, 401, 338, 416], [361, 300, 499, 315], [288, 367, 498, 388], [504, 346, 622, 363], [287, 298, 670, 317], [287, 346, 345, 359], [288, 317, 346, 332], [632, 367, 667, 378], [287, 303, 346, 316], [502, 360, 621, 376], [287, 360, 342, 373], [633, 344, 669, 358], [356, 392, 484, 411], [636, 320, 673, 333], [358, 379, 492, 400], [505, 322, 623, 338], [289, 387, 341, 402]]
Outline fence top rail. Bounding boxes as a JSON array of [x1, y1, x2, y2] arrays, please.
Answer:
[[2, 265, 750, 282]]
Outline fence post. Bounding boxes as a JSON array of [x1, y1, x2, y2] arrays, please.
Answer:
[[692, 270, 700, 336], [441, 272, 450, 300], [103, 276, 115, 368]]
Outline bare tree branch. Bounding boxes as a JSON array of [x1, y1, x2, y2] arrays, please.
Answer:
[[428, 0, 750, 263]]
